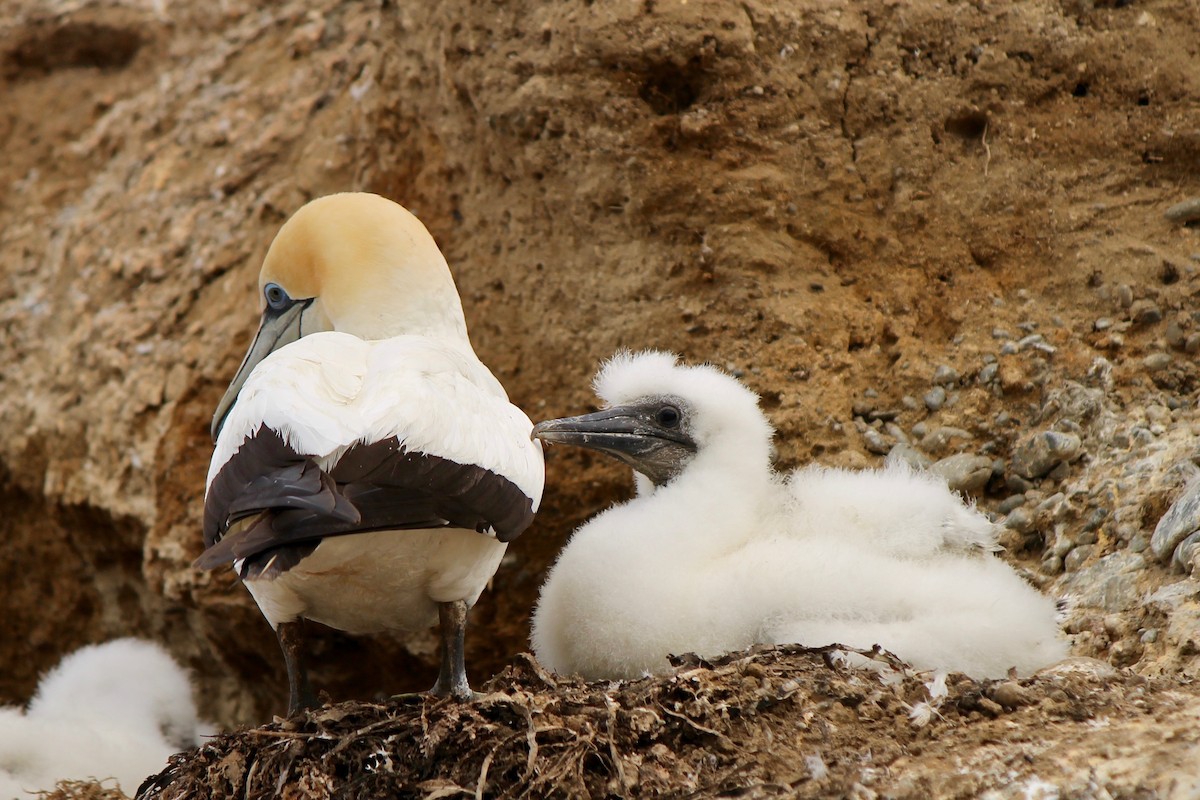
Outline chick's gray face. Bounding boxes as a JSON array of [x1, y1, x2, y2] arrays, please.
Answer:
[[532, 397, 697, 487]]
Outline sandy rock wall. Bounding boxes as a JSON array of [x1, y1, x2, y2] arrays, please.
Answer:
[[2, 0, 1199, 732]]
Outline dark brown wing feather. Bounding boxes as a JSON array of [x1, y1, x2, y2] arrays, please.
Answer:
[[197, 427, 535, 578]]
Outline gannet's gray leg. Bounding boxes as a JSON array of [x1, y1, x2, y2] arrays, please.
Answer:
[[430, 599, 474, 701], [277, 619, 318, 715]]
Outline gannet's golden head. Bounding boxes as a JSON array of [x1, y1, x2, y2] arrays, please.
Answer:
[[212, 192, 470, 440]]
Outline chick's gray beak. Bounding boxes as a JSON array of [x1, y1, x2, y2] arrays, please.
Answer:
[[211, 299, 313, 442], [532, 404, 696, 487]]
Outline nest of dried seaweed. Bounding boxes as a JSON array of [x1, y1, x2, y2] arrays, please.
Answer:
[[136, 644, 1004, 799]]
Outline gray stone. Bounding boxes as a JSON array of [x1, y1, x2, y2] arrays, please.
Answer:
[[991, 328, 1011, 340], [997, 493, 1026, 514], [930, 453, 993, 493], [1174, 530, 1200, 572], [861, 427, 892, 455], [1165, 197, 1200, 224], [1143, 352, 1171, 372], [1058, 552, 1147, 612], [923, 386, 946, 411], [1151, 476, 1200, 564], [1093, 317, 1113, 331], [1011, 430, 1082, 479], [1006, 473, 1034, 493], [883, 422, 909, 444], [885, 442, 932, 470], [1004, 507, 1035, 534], [1166, 320, 1185, 348], [1130, 299, 1163, 326], [978, 362, 998, 384], [920, 426, 972, 454], [932, 365, 959, 386], [1129, 531, 1150, 553], [1116, 284, 1134, 308]]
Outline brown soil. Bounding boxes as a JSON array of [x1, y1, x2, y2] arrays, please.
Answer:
[[2, 0, 1200, 796]]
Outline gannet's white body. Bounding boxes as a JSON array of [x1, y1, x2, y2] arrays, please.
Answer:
[[0, 639, 208, 798], [198, 193, 544, 712], [531, 352, 1066, 681]]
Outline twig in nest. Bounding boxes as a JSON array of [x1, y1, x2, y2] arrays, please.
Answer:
[[326, 719, 395, 757], [474, 750, 494, 800], [519, 705, 539, 781], [603, 696, 627, 790]]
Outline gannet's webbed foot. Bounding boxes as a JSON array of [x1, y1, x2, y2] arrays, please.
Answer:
[[277, 619, 318, 715], [430, 599, 477, 701]]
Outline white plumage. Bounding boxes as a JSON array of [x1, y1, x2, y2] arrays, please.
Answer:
[[0, 639, 208, 798], [531, 351, 1067, 681], [198, 193, 544, 711]]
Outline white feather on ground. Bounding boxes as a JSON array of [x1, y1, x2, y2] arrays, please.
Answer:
[[531, 351, 1068, 682], [0, 639, 210, 798]]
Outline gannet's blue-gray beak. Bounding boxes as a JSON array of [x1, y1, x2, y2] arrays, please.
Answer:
[[211, 297, 314, 442]]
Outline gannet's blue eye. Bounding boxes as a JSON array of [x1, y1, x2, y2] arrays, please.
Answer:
[[656, 406, 681, 428], [264, 282, 291, 311]]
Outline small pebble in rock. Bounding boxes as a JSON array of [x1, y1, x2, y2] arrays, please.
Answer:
[[1116, 284, 1134, 308], [1064, 544, 1095, 572], [997, 494, 1027, 514], [1130, 531, 1149, 553], [901, 395, 920, 411], [1006, 473, 1034, 493], [1186, 333, 1200, 354], [861, 427, 892, 455], [930, 453, 993, 493], [932, 365, 958, 386], [1164, 197, 1200, 224], [1140, 628, 1159, 644], [1166, 320, 1185, 348], [883, 422, 909, 444], [1093, 317, 1113, 331], [1143, 352, 1171, 372], [911, 421, 928, 438], [923, 385, 946, 411], [978, 363, 999, 384], [920, 426, 972, 454], [991, 328, 1011, 340], [1130, 299, 1163, 326], [1011, 430, 1082, 479], [988, 682, 1034, 709], [999, 342, 1019, 356], [1004, 507, 1035, 534], [886, 442, 933, 470]]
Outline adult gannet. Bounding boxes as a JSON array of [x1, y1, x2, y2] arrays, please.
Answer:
[[530, 351, 1066, 681], [0, 638, 209, 798], [196, 193, 544, 713]]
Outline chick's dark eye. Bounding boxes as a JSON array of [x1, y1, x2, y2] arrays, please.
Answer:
[[264, 282, 290, 311], [656, 405, 681, 428]]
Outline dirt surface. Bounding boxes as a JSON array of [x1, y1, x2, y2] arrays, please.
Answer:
[[2, 0, 1200, 795]]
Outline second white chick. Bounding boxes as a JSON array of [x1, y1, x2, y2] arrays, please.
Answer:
[[0, 638, 209, 798]]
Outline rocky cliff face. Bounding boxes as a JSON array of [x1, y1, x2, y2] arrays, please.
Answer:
[[2, 0, 1199, 774]]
